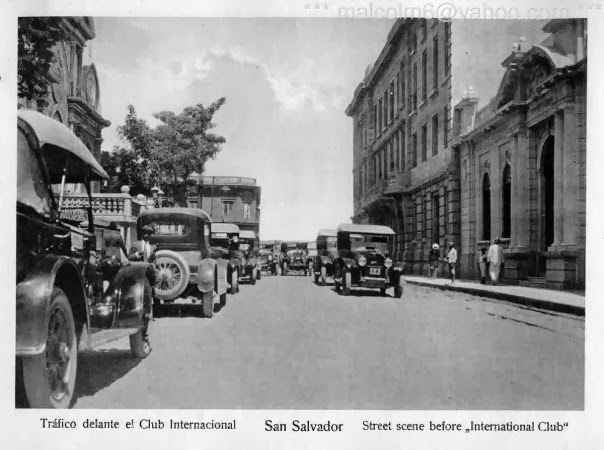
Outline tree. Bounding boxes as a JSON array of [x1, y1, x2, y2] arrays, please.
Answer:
[[151, 99, 226, 205], [18, 17, 65, 101]]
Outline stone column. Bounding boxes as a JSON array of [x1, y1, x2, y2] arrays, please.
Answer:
[[552, 110, 565, 247], [562, 105, 578, 246]]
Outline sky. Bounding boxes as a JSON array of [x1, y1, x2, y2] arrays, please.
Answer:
[[91, 18, 548, 241]]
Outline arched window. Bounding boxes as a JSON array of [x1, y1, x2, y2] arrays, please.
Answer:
[[502, 164, 511, 238], [482, 173, 491, 241]]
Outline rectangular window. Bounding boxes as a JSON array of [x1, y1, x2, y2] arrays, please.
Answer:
[[412, 63, 418, 110], [395, 73, 400, 110], [400, 64, 405, 110], [432, 36, 439, 89], [412, 133, 418, 168], [394, 134, 399, 171], [243, 202, 251, 220], [389, 139, 395, 172], [378, 98, 383, 132], [421, 50, 428, 102], [433, 194, 440, 243], [383, 91, 388, 128], [373, 104, 377, 138], [389, 81, 395, 123], [222, 200, 233, 216], [400, 127, 406, 172], [421, 19, 427, 42], [432, 114, 439, 156], [421, 124, 428, 162], [444, 105, 450, 146]]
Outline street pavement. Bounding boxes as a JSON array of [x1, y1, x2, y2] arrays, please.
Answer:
[[72, 276, 584, 410]]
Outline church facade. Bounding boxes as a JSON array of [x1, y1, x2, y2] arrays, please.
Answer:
[[18, 17, 110, 192], [452, 19, 587, 289]]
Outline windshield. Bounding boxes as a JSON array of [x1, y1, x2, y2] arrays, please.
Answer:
[[349, 233, 389, 253], [240, 238, 255, 252]]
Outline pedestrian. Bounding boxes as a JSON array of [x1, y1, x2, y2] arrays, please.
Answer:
[[129, 225, 156, 262], [429, 243, 440, 278], [487, 237, 504, 285], [445, 241, 458, 284], [103, 221, 128, 262], [478, 247, 488, 284]]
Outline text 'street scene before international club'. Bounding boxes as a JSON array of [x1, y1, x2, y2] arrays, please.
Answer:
[[16, 16, 585, 413]]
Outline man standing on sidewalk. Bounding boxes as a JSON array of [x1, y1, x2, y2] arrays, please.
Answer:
[[445, 242, 458, 284], [429, 243, 440, 278], [487, 237, 504, 285]]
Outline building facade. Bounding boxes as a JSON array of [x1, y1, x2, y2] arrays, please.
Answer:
[[452, 19, 587, 289], [346, 18, 460, 275], [192, 176, 262, 236], [18, 17, 110, 193]]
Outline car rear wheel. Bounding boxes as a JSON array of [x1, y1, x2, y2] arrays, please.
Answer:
[[343, 271, 351, 296], [320, 266, 327, 286], [202, 291, 214, 318], [257, 269, 261, 281], [153, 250, 190, 301], [251, 269, 257, 285], [22, 288, 77, 409], [282, 263, 288, 276], [394, 280, 404, 298], [219, 291, 227, 307], [130, 279, 153, 359]]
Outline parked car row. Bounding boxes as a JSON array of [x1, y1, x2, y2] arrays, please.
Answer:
[[309, 224, 405, 298], [15, 110, 266, 409]]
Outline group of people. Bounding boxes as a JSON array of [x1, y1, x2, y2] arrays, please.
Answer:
[[428, 238, 505, 285]]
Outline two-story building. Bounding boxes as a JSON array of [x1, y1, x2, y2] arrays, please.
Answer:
[[191, 176, 262, 236], [346, 18, 459, 275], [452, 19, 586, 289]]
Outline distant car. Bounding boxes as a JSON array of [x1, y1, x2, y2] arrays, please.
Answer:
[[312, 228, 337, 286], [333, 223, 404, 298], [209, 223, 242, 293], [281, 242, 309, 276], [138, 208, 230, 317], [238, 230, 261, 283], [16, 110, 155, 408], [258, 249, 279, 275]]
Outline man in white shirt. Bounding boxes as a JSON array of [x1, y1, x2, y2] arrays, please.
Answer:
[[487, 237, 504, 285], [445, 242, 458, 284]]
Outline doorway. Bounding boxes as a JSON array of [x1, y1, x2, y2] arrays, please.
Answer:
[[540, 135, 555, 274]]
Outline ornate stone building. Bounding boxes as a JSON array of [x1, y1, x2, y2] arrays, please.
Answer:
[[18, 17, 110, 192], [452, 19, 587, 289], [346, 18, 460, 274]]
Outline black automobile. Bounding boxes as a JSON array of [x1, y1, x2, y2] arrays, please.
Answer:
[[238, 230, 261, 284], [333, 223, 404, 297], [281, 242, 309, 276], [312, 228, 337, 286], [259, 240, 280, 275], [16, 110, 155, 408], [137, 208, 231, 317]]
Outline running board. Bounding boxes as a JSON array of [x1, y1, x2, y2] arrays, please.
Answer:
[[79, 326, 138, 351]]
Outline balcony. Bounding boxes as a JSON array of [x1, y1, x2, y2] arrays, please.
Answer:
[[59, 189, 151, 225], [385, 171, 411, 195]]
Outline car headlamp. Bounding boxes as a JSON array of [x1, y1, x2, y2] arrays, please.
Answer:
[[384, 258, 393, 268], [268, 254, 273, 261], [232, 236, 239, 243], [358, 256, 367, 266]]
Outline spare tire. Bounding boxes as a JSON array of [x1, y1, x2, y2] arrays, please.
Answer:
[[153, 250, 191, 301]]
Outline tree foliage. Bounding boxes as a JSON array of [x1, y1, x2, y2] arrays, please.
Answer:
[[18, 17, 65, 101], [104, 100, 226, 205]]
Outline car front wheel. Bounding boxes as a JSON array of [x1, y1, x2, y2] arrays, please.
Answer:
[[230, 269, 239, 294], [320, 266, 327, 286], [22, 288, 78, 408], [130, 279, 153, 358], [342, 271, 351, 296], [394, 280, 404, 298]]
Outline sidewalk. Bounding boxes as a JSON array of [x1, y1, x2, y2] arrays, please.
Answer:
[[403, 276, 585, 316]]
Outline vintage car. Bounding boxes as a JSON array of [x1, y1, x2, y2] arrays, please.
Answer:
[[259, 240, 281, 275], [16, 110, 155, 408], [312, 228, 337, 286], [333, 224, 404, 298], [137, 208, 231, 317], [306, 241, 318, 275], [209, 223, 242, 292], [281, 242, 309, 276], [238, 230, 261, 283]]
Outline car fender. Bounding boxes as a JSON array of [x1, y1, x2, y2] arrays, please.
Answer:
[[342, 258, 355, 270], [198, 258, 216, 293], [114, 262, 155, 329], [215, 258, 229, 295], [388, 266, 404, 284], [16, 255, 87, 356]]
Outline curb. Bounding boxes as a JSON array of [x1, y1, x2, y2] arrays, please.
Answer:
[[404, 279, 585, 317]]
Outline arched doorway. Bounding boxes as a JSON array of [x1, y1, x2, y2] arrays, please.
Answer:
[[502, 164, 511, 239], [482, 173, 491, 241], [540, 135, 555, 274]]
